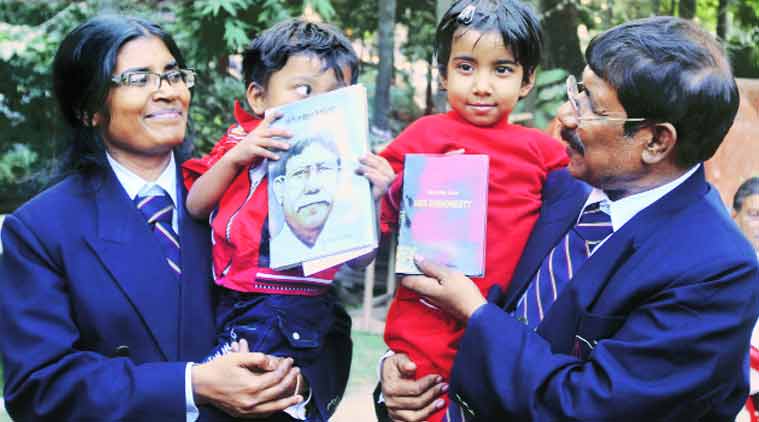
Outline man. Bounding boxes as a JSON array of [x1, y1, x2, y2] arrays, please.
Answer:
[[379, 16, 759, 421], [735, 177, 759, 422], [270, 135, 341, 258], [735, 177, 759, 255]]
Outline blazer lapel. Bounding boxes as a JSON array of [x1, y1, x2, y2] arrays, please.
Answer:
[[84, 168, 180, 361], [175, 174, 217, 361], [502, 170, 592, 310], [570, 166, 710, 313], [537, 167, 710, 354]]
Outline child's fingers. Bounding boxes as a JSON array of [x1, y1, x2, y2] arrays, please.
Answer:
[[360, 153, 392, 169], [258, 127, 292, 141], [260, 110, 284, 127], [248, 145, 280, 161], [256, 138, 291, 152]]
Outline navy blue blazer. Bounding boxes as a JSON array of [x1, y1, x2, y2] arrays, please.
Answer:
[[0, 161, 351, 421], [450, 167, 759, 421]]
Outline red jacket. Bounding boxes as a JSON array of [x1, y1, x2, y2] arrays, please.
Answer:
[[182, 101, 338, 296]]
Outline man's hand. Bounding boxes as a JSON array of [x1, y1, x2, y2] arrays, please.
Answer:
[[357, 153, 395, 201], [191, 351, 302, 418], [223, 110, 291, 169], [381, 353, 447, 422], [402, 256, 487, 322]]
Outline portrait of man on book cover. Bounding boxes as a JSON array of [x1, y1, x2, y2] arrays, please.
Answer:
[[270, 135, 342, 252], [266, 85, 378, 272]]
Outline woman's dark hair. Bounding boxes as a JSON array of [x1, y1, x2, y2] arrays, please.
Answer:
[[435, 0, 543, 83], [52, 15, 189, 174], [586, 16, 739, 169], [734, 177, 759, 212], [242, 18, 359, 92]]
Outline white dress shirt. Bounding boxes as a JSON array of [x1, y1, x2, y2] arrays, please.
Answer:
[[583, 164, 700, 253]]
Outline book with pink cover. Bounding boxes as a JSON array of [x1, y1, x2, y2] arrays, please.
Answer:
[[395, 154, 489, 277]]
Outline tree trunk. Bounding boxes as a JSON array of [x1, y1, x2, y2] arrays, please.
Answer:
[[716, 0, 729, 40], [678, 0, 696, 19], [433, 0, 452, 113], [540, 0, 585, 76], [425, 53, 434, 115], [373, 0, 396, 132], [651, 0, 661, 15], [604, 0, 613, 28]]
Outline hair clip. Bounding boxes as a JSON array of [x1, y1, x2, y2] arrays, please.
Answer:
[[457, 4, 476, 25]]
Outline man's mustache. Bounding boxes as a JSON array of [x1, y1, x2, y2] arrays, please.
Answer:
[[296, 199, 331, 213], [561, 127, 585, 155]]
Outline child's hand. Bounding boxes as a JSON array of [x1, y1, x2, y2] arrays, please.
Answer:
[[357, 153, 395, 201], [224, 111, 291, 169]]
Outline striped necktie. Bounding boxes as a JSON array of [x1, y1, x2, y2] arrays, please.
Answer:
[[442, 203, 613, 422], [514, 202, 612, 330], [135, 190, 181, 278]]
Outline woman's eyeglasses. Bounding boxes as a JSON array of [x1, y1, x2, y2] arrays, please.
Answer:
[[111, 68, 196, 90]]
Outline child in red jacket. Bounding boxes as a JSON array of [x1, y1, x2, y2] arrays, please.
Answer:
[[380, 1, 568, 420], [182, 19, 393, 421]]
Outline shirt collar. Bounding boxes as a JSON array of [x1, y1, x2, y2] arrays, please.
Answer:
[[583, 164, 700, 232], [106, 152, 178, 207]]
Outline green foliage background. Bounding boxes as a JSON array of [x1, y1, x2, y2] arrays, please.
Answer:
[[0, 0, 758, 211]]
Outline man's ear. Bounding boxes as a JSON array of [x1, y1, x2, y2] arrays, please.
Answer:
[[519, 71, 537, 99], [246, 82, 267, 116], [641, 122, 677, 165], [272, 175, 286, 206], [439, 72, 448, 91]]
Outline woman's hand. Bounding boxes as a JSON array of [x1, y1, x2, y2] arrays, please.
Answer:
[[381, 353, 448, 422], [231, 338, 308, 399], [401, 256, 487, 323], [223, 111, 291, 169], [356, 153, 395, 201], [191, 349, 302, 418]]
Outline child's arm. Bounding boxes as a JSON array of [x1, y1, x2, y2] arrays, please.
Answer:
[[186, 112, 291, 219]]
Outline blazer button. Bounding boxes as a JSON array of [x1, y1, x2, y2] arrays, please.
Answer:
[[114, 345, 130, 357]]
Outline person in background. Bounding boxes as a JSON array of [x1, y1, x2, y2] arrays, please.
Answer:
[[0, 15, 305, 421], [734, 177, 759, 255], [735, 176, 759, 422]]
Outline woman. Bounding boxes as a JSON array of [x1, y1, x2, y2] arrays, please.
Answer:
[[0, 15, 351, 421]]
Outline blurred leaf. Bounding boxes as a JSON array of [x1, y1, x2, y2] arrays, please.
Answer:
[[535, 68, 568, 86]]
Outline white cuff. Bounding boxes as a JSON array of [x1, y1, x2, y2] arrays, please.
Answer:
[[283, 387, 313, 420], [376, 349, 396, 404], [185, 362, 199, 422], [750, 368, 759, 395]]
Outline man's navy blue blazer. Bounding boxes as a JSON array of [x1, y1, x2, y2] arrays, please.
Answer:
[[0, 160, 351, 421], [449, 167, 759, 421]]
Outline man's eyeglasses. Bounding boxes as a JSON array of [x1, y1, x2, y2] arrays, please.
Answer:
[[111, 69, 197, 91], [566, 75, 646, 124], [286, 162, 340, 186]]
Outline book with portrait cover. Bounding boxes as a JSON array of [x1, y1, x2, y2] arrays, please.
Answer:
[[266, 84, 377, 275], [395, 154, 489, 277]]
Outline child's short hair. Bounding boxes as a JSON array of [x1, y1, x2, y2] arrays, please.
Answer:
[[436, 0, 543, 83], [242, 18, 359, 90]]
